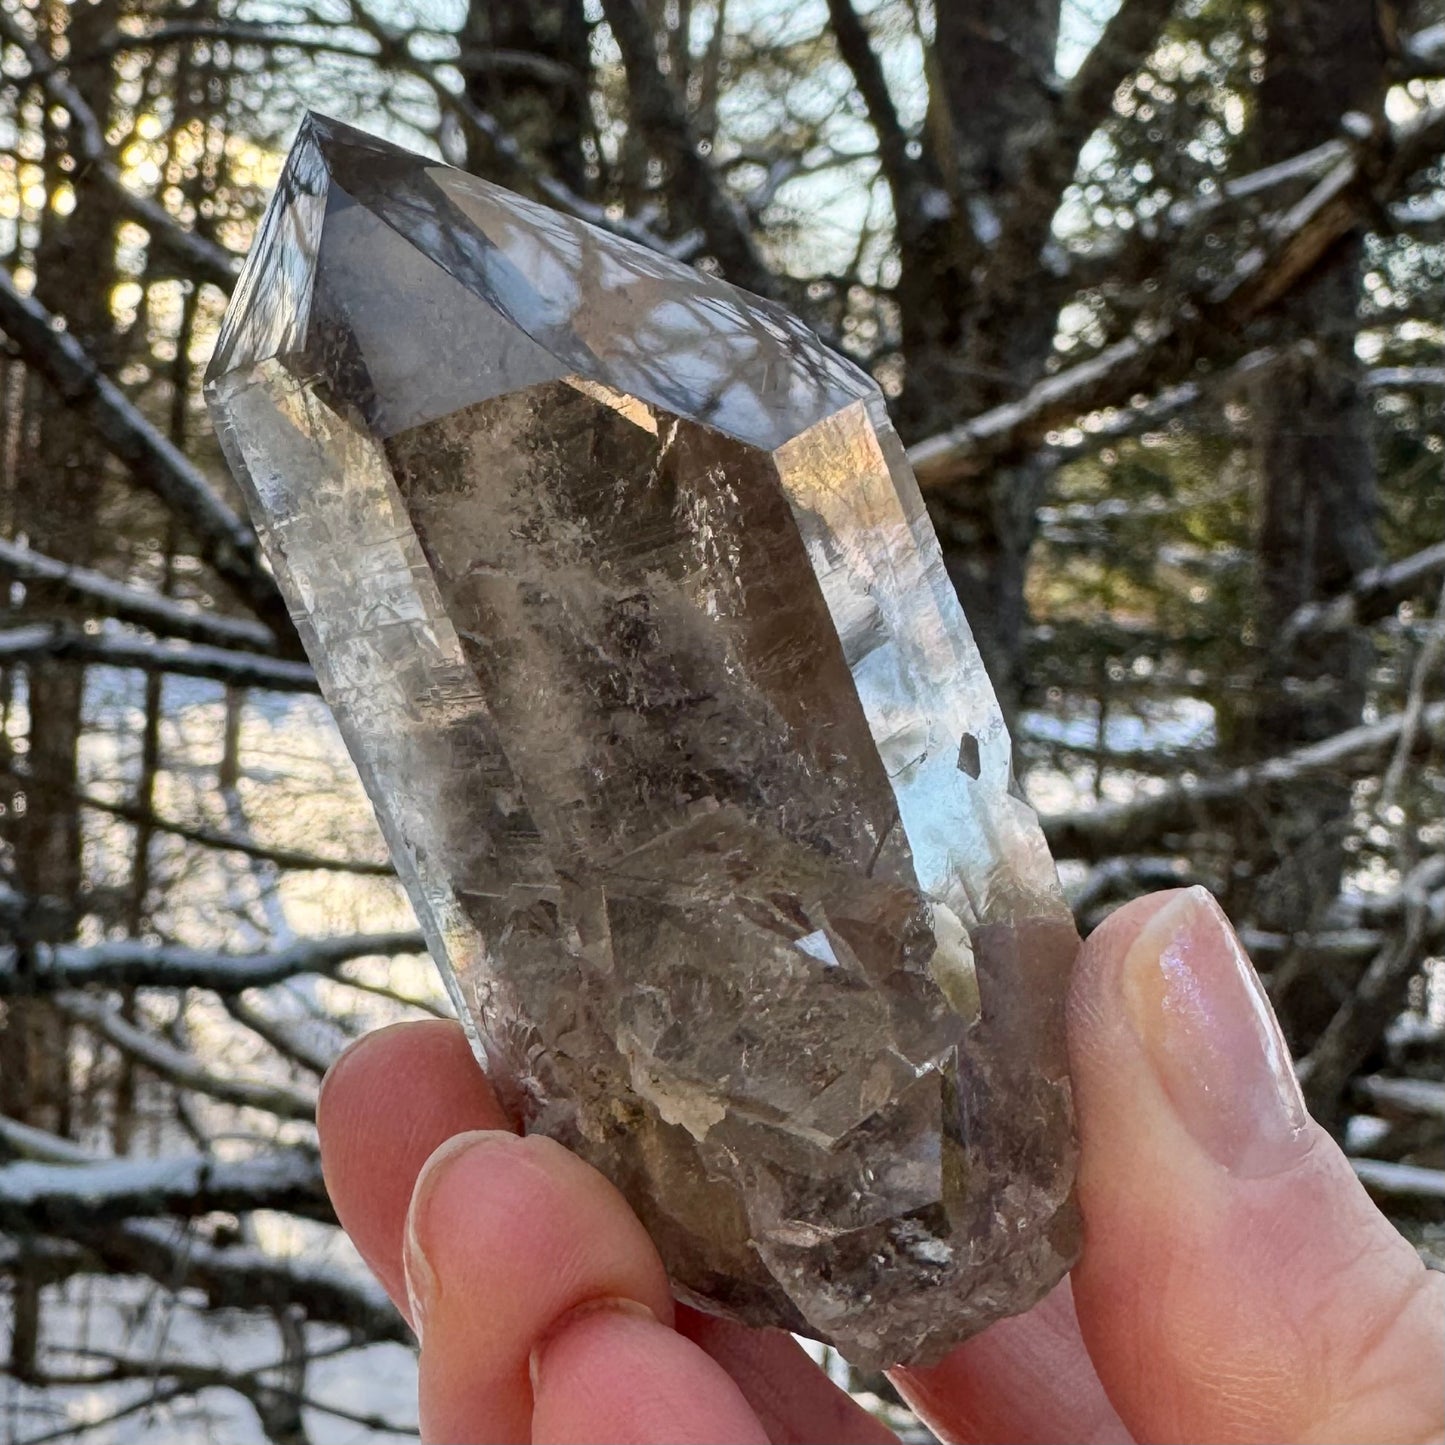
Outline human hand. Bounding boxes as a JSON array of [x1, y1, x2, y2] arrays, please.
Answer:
[[317, 888, 1445, 1443]]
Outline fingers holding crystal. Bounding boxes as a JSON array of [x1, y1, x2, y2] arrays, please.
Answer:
[[889, 1279, 1131, 1445], [675, 1308, 902, 1445], [1066, 889, 1445, 1445], [530, 1301, 771, 1444], [403, 1129, 694, 1442], [317, 1019, 514, 1317]]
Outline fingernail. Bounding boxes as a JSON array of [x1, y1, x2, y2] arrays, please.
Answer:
[[1122, 886, 1311, 1178], [402, 1131, 512, 1342], [528, 1296, 661, 1396]]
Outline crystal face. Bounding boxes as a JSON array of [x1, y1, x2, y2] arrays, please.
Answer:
[[205, 114, 1080, 1367]]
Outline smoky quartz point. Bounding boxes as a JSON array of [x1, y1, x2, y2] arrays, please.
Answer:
[[205, 114, 1080, 1367]]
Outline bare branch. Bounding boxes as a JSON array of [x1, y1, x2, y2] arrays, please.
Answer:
[[962, 0, 1176, 347], [826, 0, 915, 203], [336, 0, 700, 262], [0, 623, 316, 691], [223, 994, 338, 1075], [0, 270, 293, 643], [1043, 702, 1445, 860], [1059, 0, 1177, 164], [598, 0, 775, 293], [89, 18, 390, 61], [0, 537, 276, 652], [1301, 860, 1444, 1123], [0, 1150, 329, 1232], [0, 930, 425, 994], [62, 780, 394, 877], [450, 98, 704, 258]]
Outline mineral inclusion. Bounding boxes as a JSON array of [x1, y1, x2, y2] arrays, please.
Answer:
[[205, 114, 1081, 1367]]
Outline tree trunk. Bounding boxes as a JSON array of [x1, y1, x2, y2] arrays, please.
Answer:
[[1234, 0, 1387, 1054], [0, 0, 118, 1377], [921, 0, 1063, 711], [460, 0, 593, 195]]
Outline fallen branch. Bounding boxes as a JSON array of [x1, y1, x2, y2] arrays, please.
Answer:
[[0, 930, 425, 995]]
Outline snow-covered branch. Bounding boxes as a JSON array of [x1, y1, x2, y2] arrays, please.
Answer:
[[0, 1150, 329, 1232], [1356, 1074, 1445, 1123], [0, 268, 291, 641], [910, 103, 1445, 485], [0, 624, 316, 692], [56, 992, 319, 1120], [1352, 1158, 1445, 1201], [1043, 702, 1445, 860], [0, 537, 276, 652], [1282, 541, 1445, 643], [0, 930, 425, 994], [28, 1219, 411, 1343]]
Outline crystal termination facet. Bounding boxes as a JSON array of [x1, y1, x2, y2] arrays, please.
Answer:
[[205, 114, 1081, 1368]]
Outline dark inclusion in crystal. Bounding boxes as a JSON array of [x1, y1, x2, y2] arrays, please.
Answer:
[[205, 114, 1081, 1368]]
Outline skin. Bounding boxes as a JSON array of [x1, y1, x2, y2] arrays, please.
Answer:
[[317, 890, 1445, 1444]]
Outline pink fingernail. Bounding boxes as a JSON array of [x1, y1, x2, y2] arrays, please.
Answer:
[[1122, 886, 1311, 1178]]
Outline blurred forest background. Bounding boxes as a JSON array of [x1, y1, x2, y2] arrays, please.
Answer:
[[0, 0, 1442, 1438]]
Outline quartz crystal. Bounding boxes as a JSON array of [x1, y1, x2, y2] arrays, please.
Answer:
[[205, 114, 1081, 1368]]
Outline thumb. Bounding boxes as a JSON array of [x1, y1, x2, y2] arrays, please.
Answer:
[[1067, 887, 1444, 1445]]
